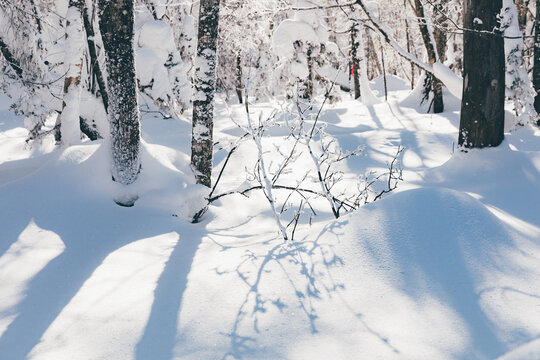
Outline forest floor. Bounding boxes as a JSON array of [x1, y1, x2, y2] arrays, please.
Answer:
[[1, 78, 540, 360]]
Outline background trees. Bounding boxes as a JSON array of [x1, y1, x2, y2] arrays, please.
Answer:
[[1, 0, 539, 191]]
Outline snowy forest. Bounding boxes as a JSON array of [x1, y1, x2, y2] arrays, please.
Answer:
[[1, 0, 540, 359]]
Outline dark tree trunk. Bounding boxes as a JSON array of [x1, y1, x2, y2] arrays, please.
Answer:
[[533, 0, 540, 122], [235, 51, 243, 104], [0, 37, 23, 78], [432, 0, 448, 63], [83, 4, 109, 112], [413, 0, 444, 113], [191, 0, 221, 187], [350, 24, 360, 99], [99, 0, 141, 185], [381, 45, 388, 101], [29, 0, 42, 33], [515, 0, 530, 31], [302, 45, 314, 100], [459, 0, 505, 148]]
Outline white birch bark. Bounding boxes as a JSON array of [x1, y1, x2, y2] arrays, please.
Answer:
[[59, 0, 85, 145]]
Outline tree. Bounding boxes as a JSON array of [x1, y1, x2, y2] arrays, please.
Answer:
[[350, 23, 361, 99], [98, 0, 141, 185], [191, 0, 221, 187], [533, 0, 540, 123], [55, 0, 85, 145], [412, 0, 444, 113], [458, 0, 505, 148]]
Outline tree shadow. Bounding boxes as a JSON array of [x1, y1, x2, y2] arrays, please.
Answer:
[[135, 227, 203, 360], [214, 218, 400, 360]]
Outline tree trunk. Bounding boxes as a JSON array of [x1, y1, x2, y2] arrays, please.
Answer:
[[459, 0, 505, 148], [99, 0, 141, 185], [404, 10, 415, 89], [191, 0, 221, 187], [83, 4, 109, 112], [350, 24, 360, 99], [533, 0, 540, 122], [365, 29, 381, 80], [381, 45, 388, 101], [56, 0, 85, 145], [515, 0, 530, 31], [0, 37, 23, 78], [235, 51, 243, 104], [432, 0, 448, 63], [413, 0, 443, 113]]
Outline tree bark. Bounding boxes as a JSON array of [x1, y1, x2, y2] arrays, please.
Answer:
[[350, 24, 360, 99], [304, 45, 314, 100], [99, 0, 141, 185], [459, 0, 505, 148], [191, 0, 221, 187], [0, 37, 23, 78], [365, 30, 381, 80], [413, 0, 443, 113], [533, 0, 540, 122], [381, 45, 388, 101], [82, 4, 109, 112], [432, 0, 448, 63], [235, 51, 243, 104], [56, 0, 85, 145], [404, 11, 415, 89], [515, 0, 530, 31]]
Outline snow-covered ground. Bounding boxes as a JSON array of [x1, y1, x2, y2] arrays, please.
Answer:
[[1, 80, 540, 360]]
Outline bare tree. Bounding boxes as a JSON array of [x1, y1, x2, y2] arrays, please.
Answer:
[[98, 0, 141, 186], [458, 0, 505, 148], [191, 0, 221, 187]]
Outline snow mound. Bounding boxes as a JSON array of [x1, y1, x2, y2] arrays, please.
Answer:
[[497, 338, 540, 360], [272, 20, 319, 59], [371, 74, 410, 92], [138, 20, 176, 55]]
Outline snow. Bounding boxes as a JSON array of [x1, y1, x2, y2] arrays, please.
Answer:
[[0, 221, 65, 338], [501, 0, 537, 125], [272, 20, 319, 59], [434, 62, 463, 99], [138, 20, 176, 57], [1, 76, 540, 360]]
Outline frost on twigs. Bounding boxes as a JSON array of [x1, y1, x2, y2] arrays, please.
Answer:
[[191, 65, 403, 240]]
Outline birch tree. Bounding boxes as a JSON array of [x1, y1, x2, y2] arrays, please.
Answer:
[[98, 0, 141, 185], [191, 0, 221, 187], [55, 0, 85, 145]]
